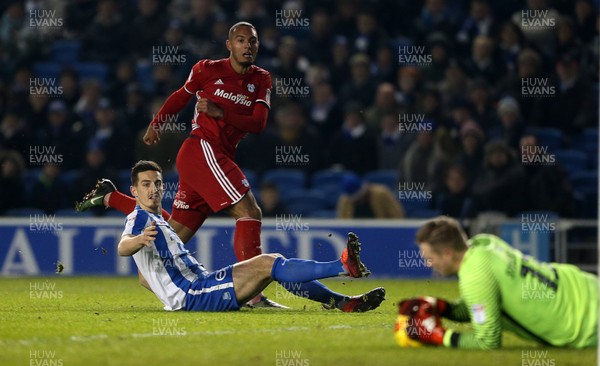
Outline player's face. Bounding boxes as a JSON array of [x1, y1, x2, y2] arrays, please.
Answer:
[[131, 170, 163, 213], [227, 26, 259, 68], [418, 242, 457, 276]]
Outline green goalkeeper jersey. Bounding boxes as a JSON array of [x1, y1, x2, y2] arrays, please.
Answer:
[[443, 234, 598, 349]]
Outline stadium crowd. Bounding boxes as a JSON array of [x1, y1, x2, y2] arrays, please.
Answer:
[[0, 0, 597, 219]]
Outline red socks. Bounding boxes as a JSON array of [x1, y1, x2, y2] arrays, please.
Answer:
[[233, 218, 262, 261], [107, 191, 171, 221]]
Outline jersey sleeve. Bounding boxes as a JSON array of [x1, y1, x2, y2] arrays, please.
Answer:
[[122, 210, 150, 237], [183, 60, 209, 95], [445, 249, 503, 349], [255, 72, 272, 109]]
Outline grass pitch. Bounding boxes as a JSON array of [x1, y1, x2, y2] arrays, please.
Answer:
[[0, 277, 596, 366]]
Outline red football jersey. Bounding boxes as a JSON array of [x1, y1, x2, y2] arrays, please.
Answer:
[[183, 58, 272, 157]]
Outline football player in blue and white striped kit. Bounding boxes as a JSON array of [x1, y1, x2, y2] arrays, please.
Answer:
[[118, 160, 385, 312]]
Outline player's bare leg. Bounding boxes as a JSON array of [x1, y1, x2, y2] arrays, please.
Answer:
[[232, 254, 281, 304], [226, 191, 288, 308], [168, 218, 196, 244]]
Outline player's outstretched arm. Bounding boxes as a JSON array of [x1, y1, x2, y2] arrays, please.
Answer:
[[143, 87, 194, 145], [222, 103, 269, 134], [118, 224, 157, 256]]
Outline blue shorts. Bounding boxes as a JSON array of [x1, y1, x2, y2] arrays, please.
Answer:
[[184, 265, 240, 312]]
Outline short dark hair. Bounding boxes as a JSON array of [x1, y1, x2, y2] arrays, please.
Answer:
[[228, 21, 256, 39], [415, 216, 468, 253], [131, 160, 162, 186]]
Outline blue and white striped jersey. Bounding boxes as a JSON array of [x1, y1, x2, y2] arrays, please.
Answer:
[[122, 206, 208, 310]]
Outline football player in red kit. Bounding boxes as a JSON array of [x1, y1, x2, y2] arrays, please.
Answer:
[[77, 22, 283, 307]]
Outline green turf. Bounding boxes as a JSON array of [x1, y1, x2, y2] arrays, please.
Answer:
[[0, 277, 596, 366]]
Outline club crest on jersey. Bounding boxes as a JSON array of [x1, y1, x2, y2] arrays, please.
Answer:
[[214, 88, 252, 106], [241, 179, 250, 187], [247, 83, 255, 92]]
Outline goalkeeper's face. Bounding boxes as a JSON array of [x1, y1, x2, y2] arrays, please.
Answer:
[[419, 242, 457, 277], [227, 25, 259, 68], [131, 170, 164, 213]]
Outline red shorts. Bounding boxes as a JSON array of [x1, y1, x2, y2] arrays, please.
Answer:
[[171, 137, 250, 232]]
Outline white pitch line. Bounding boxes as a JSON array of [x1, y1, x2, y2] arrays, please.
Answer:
[[1, 324, 389, 346]]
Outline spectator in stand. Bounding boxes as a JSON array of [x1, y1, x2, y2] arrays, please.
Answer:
[[82, 0, 129, 65], [373, 45, 397, 84], [471, 140, 527, 216], [31, 164, 63, 213], [0, 151, 25, 214], [555, 16, 584, 57], [512, 0, 559, 57], [329, 102, 378, 175], [364, 82, 402, 132], [36, 100, 84, 169], [129, 0, 168, 59], [454, 121, 485, 180], [434, 163, 473, 218], [412, 0, 458, 45], [259, 102, 325, 175], [1, 111, 28, 159], [573, 0, 597, 43], [498, 48, 544, 123], [395, 66, 421, 111], [336, 173, 404, 219], [107, 59, 138, 108], [300, 9, 333, 65], [271, 36, 306, 81], [351, 10, 388, 59], [378, 113, 414, 170], [58, 68, 81, 109], [464, 35, 505, 84], [74, 79, 103, 127], [339, 53, 377, 107], [519, 134, 576, 216], [71, 146, 117, 216], [488, 96, 525, 150], [456, 0, 498, 57], [468, 79, 498, 133], [88, 98, 131, 169], [308, 82, 342, 144], [329, 36, 351, 91], [438, 59, 469, 110], [498, 21, 525, 73], [400, 125, 448, 192], [422, 32, 451, 84], [532, 52, 596, 134], [258, 181, 289, 218]]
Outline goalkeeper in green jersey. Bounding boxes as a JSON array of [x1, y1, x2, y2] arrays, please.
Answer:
[[399, 216, 598, 349]]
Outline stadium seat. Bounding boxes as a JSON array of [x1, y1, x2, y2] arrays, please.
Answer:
[[5, 208, 46, 217], [262, 169, 307, 192], [554, 149, 588, 177], [400, 199, 431, 217], [55, 208, 93, 217], [526, 127, 563, 150], [285, 190, 330, 215], [73, 62, 109, 83], [117, 169, 131, 193], [32, 62, 62, 79], [310, 169, 353, 207], [364, 170, 399, 191], [58, 169, 80, 190], [307, 209, 337, 218], [135, 63, 155, 93], [570, 171, 598, 195], [51, 40, 81, 64], [409, 209, 442, 219]]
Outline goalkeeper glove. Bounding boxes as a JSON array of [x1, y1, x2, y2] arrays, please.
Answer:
[[398, 296, 450, 318]]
